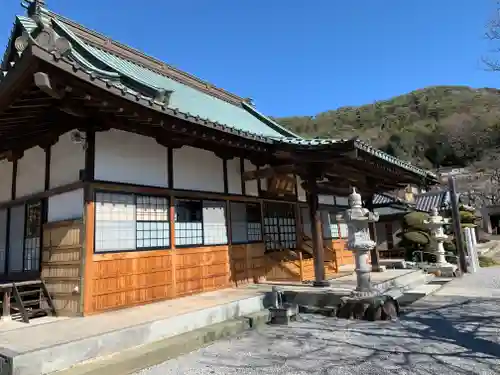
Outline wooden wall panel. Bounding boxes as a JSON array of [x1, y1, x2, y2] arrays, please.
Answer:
[[91, 250, 174, 312], [264, 251, 302, 282], [89, 246, 230, 314], [229, 243, 266, 286], [328, 239, 354, 266], [42, 219, 83, 316], [175, 246, 230, 297]]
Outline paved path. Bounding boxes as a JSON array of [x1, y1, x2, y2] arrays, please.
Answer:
[[137, 268, 500, 375]]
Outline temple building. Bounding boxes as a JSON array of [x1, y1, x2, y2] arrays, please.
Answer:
[[0, 1, 437, 319]]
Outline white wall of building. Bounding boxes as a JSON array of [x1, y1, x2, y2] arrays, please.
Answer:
[[50, 131, 86, 188], [173, 146, 224, 192], [227, 158, 242, 195], [244, 160, 258, 196], [0, 160, 13, 202], [47, 189, 84, 223], [16, 146, 45, 198], [95, 129, 169, 187]]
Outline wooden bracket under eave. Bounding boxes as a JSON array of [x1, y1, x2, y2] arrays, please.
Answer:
[[34, 72, 64, 100]]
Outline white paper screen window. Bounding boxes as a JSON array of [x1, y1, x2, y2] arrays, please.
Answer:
[[339, 223, 349, 238], [203, 200, 227, 245], [328, 212, 340, 239], [95, 192, 136, 252]]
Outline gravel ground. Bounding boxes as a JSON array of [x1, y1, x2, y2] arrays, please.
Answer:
[[136, 268, 500, 375]]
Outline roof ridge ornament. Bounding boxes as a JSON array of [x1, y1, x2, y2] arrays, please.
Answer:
[[21, 0, 45, 18]]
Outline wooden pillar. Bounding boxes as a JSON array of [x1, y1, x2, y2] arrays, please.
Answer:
[[306, 178, 328, 287], [365, 195, 380, 270]]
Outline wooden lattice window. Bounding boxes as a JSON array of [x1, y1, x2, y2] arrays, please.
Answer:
[[263, 202, 296, 252], [136, 195, 170, 249], [23, 201, 42, 271]]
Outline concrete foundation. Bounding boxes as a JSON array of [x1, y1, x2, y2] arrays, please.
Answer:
[[0, 289, 267, 375]]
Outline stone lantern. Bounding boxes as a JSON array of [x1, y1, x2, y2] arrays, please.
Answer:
[[336, 187, 399, 321], [423, 208, 458, 276], [336, 187, 379, 297]]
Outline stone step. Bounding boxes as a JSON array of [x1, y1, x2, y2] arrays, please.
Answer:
[[375, 269, 433, 296], [1, 293, 267, 375], [397, 283, 443, 307], [50, 310, 271, 375]]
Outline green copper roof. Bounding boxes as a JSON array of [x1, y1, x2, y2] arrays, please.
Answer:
[[16, 13, 299, 140], [9, 12, 436, 181], [274, 137, 437, 179]]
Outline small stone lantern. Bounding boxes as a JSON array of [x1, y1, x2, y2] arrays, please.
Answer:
[[336, 187, 379, 297], [423, 208, 458, 276]]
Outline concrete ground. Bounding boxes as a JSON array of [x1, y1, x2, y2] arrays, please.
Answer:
[[137, 267, 500, 375]]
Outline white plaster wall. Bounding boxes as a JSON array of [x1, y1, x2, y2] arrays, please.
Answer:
[[318, 195, 335, 205], [95, 129, 169, 187], [227, 158, 242, 195], [50, 131, 85, 188], [0, 160, 13, 202], [244, 160, 258, 196], [16, 146, 45, 198], [48, 189, 84, 222], [173, 146, 224, 192], [296, 175, 307, 202]]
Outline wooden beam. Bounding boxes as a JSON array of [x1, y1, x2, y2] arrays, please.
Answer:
[[242, 164, 296, 181]]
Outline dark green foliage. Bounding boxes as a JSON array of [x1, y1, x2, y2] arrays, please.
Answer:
[[399, 212, 432, 261], [403, 231, 430, 245], [275, 86, 500, 167], [404, 212, 431, 232]]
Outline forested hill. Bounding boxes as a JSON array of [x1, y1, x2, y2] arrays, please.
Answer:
[[274, 86, 500, 169]]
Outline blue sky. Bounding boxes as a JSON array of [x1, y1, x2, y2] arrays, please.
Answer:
[[0, 0, 496, 117]]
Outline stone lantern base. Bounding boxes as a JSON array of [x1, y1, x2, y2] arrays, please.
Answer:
[[336, 294, 400, 321]]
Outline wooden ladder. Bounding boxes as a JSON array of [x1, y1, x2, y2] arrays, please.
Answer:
[[11, 280, 57, 323]]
